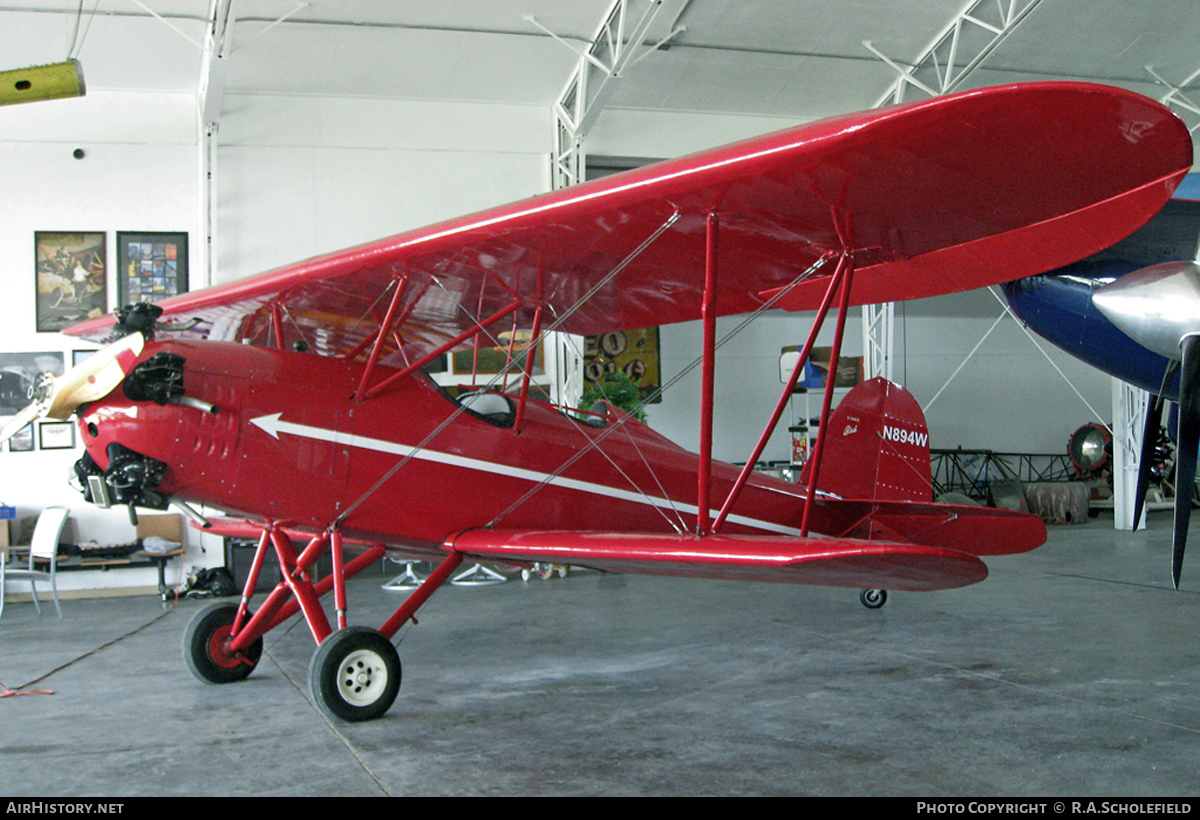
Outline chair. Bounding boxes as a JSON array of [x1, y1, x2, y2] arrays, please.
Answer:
[[0, 506, 69, 619]]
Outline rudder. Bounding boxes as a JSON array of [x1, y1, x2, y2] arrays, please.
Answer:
[[801, 378, 932, 502]]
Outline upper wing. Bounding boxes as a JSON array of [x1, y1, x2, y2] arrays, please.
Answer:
[[66, 82, 1191, 361]]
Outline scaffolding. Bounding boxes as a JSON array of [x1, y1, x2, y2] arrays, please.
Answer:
[[930, 448, 1079, 504]]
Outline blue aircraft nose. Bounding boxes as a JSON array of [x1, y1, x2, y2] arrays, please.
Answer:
[[1002, 259, 1178, 399]]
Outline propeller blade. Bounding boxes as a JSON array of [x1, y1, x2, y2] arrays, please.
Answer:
[[1135, 396, 1166, 530], [1133, 360, 1179, 529], [0, 401, 46, 445], [44, 332, 145, 419], [0, 333, 145, 446], [1172, 336, 1200, 588]]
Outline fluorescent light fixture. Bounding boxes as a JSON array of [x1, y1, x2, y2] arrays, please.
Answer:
[[0, 59, 86, 107]]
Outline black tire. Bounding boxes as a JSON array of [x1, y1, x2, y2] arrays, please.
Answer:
[[182, 602, 262, 684], [309, 627, 402, 722], [859, 588, 888, 609]]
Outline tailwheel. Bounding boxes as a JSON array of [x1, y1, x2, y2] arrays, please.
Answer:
[[309, 626, 401, 722], [183, 602, 262, 684], [859, 589, 888, 609]]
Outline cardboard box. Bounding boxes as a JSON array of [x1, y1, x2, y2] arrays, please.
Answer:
[[136, 514, 182, 543]]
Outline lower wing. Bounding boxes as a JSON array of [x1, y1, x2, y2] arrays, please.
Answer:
[[443, 529, 989, 592]]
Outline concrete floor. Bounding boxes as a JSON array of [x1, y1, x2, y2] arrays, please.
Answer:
[[2, 512, 1199, 797]]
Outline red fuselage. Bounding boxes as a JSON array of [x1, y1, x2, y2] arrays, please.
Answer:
[[77, 340, 809, 554]]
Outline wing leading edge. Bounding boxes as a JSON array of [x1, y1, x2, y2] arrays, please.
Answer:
[[66, 82, 1191, 362], [442, 530, 1001, 594]]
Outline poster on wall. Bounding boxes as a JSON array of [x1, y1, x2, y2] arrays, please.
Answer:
[[583, 327, 661, 403], [35, 231, 107, 332], [117, 232, 188, 307], [0, 351, 64, 415], [7, 424, 34, 452]]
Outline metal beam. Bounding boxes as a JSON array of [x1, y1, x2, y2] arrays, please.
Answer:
[[540, 0, 688, 189], [1147, 64, 1200, 134], [861, 301, 894, 382], [1112, 380, 1150, 531], [198, 0, 234, 125], [868, 0, 1045, 107], [541, 1, 687, 410]]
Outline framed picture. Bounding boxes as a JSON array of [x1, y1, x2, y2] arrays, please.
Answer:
[[583, 327, 662, 404], [7, 424, 34, 452], [35, 231, 107, 332], [38, 421, 75, 450], [117, 232, 188, 307], [449, 333, 544, 377], [0, 351, 64, 415]]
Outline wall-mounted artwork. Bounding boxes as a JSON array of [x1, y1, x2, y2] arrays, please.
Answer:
[[583, 327, 662, 403], [38, 421, 75, 450], [117, 232, 188, 307], [7, 424, 34, 452], [35, 231, 107, 332], [0, 351, 64, 415]]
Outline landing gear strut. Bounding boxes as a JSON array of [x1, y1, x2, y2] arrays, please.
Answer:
[[179, 522, 464, 722]]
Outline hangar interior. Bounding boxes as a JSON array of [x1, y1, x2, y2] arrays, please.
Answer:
[[2, 0, 1200, 797]]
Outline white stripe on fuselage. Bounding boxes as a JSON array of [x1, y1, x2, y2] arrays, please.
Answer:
[[250, 413, 805, 537]]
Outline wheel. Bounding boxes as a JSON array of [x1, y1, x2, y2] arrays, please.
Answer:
[[183, 602, 262, 684], [859, 588, 888, 609], [309, 627, 401, 722]]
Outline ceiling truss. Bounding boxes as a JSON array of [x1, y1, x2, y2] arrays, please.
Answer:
[[867, 0, 1045, 107], [540, 0, 688, 189]]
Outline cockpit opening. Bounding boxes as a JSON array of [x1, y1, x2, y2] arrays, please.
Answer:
[[570, 400, 609, 429], [455, 390, 516, 427]]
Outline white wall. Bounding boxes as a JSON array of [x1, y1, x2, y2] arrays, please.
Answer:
[[898, 294, 1113, 455], [214, 95, 554, 281], [0, 90, 201, 592], [646, 302, 1112, 467]]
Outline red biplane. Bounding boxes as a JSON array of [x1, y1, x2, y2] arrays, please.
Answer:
[[4, 82, 1191, 721]]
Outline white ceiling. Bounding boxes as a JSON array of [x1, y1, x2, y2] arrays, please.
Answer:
[[2, 0, 1199, 136]]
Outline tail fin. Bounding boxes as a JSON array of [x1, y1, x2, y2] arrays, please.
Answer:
[[802, 378, 932, 502]]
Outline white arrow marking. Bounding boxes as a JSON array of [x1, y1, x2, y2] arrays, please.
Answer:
[[250, 413, 283, 439], [249, 413, 805, 537]]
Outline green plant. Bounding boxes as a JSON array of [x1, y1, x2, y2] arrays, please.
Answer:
[[579, 371, 647, 421]]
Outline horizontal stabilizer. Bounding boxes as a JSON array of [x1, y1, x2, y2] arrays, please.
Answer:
[[816, 498, 1048, 557], [444, 529, 988, 592]]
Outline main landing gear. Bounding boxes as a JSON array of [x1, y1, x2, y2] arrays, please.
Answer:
[[183, 602, 262, 684], [180, 523, 464, 722], [308, 626, 401, 722]]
